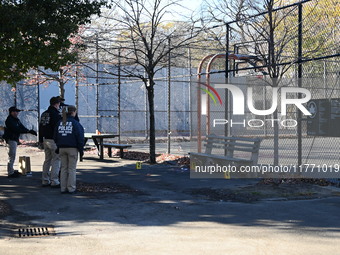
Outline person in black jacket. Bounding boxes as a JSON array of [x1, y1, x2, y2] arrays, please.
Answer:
[[39, 97, 61, 187], [54, 105, 84, 194], [56, 96, 80, 122], [3, 106, 37, 178]]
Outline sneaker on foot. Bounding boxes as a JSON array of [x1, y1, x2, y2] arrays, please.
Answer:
[[8, 172, 20, 178]]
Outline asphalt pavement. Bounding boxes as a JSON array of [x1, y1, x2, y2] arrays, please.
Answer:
[[0, 146, 339, 255]]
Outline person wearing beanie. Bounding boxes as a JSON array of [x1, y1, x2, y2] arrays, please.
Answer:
[[2, 106, 37, 178], [39, 96, 62, 187], [54, 105, 84, 194]]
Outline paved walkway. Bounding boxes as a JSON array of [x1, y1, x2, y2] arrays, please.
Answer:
[[0, 146, 339, 255]]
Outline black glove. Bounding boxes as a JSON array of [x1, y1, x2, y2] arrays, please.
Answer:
[[29, 130, 37, 136], [55, 148, 59, 154], [79, 150, 84, 161], [38, 142, 44, 150]]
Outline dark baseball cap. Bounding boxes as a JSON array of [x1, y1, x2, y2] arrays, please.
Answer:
[[9, 106, 21, 112], [56, 96, 65, 102], [50, 96, 61, 105]]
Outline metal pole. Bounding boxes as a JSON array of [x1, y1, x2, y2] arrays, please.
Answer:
[[225, 23, 230, 155], [233, 44, 237, 77], [96, 33, 99, 132], [263, 88, 267, 136], [145, 75, 148, 139], [197, 76, 202, 153], [323, 61, 327, 98], [188, 47, 192, 140], [167, 38, 171, 154], [118, 48, 121, 143], [298, 3, 303, 167], [37, 71, 40, 141], [145, 90, 148, 139], [75, 66, 79, 111]]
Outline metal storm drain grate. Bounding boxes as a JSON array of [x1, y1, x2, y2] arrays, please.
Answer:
[[17, 227, 55, 238]]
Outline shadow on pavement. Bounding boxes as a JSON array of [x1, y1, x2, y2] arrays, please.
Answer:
[[0, 156, 340, 239]]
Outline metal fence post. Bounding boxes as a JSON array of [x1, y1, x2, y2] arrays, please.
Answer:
[[167, 38, 171, 154], [96, 33, 99, 132], [188, 47, 192, 140], [225, 23, 230, 156], [37, 72, 40, 142], [118, 48, 121, 143], [298, 3, 303, 167]]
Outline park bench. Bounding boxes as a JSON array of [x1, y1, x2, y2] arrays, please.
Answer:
[[102, 143, 132, 158], [190, 134, 262, 166]]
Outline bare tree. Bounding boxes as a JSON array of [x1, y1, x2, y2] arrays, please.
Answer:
[[26, 65, 82, 100], [82, 0, 204, 163]]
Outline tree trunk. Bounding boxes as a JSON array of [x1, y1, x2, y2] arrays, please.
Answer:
[[59, 81, 65, 99], [58, 69, 65, 99], [147, 85, 156, 163]]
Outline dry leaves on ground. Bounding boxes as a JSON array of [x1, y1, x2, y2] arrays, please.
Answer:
[[77, 182, 143, 194], [259, 178, 333, 186], [0, 200, 11, 218]]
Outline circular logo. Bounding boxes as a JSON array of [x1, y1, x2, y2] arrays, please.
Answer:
[[307, 101, 317, 118]]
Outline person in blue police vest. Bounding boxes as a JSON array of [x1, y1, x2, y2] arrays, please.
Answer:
[[54, 105, 84, 194]]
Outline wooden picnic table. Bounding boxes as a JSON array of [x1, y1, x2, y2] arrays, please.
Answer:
[[84, 133, 120, 160]]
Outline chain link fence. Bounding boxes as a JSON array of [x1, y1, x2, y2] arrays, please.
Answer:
[[0, 81, 39, 141], [77, 64, 193, 154], [190, 0, 340, 173]]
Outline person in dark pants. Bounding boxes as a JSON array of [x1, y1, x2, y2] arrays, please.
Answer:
[[39, 97, 62, 187], [54, 105, 84, 194], [2, 107, 37, 178]]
